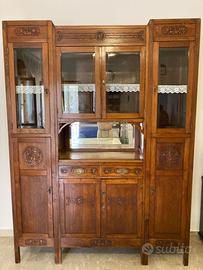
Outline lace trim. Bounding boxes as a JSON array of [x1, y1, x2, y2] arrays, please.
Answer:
[[62, 84, 95, 92], [16, 86, 44, 94], [62, 84, 140, 93], [106, 84, 140, 92], [158, 85, 187, 94]]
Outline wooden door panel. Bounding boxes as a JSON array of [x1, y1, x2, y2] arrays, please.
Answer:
[[152, 176, 182, 237], [20, 175, 49, 234], [13, 138, 53, 238], [102, 179, 143, 238], [60, 179, 100, 237]]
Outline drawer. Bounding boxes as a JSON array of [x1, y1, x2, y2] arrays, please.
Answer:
[[59, 165, 99, 178], [101, 165, 143, 177]]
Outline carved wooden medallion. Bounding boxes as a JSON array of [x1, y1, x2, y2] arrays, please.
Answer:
[[23, 146, 43, 167]]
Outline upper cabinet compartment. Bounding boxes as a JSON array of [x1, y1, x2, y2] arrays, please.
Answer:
[[157, 46, 188, 128], [4, 21, 51, 134], [102, 47, 145, 118], [14, 47, 45, 129], [56, 26, 146, 121], [58, 47, 100, 118], [57, 47, 101, 119], [150, 19, 200, 132]]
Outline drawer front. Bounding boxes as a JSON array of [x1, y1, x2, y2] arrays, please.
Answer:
[[59, 165, 99, 178], [101, 165, 143, 177]]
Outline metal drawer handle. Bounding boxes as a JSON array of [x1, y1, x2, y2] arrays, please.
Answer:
[[72, 168, 86, 175], [116, 168, 129, 174], [104, 168, 113, 174]]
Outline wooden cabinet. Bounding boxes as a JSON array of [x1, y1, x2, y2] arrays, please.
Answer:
[[101, 179, 143, 239], [12, 138, 53, 248], [59, 178, 100, 238], [3, 18, 200, 266]]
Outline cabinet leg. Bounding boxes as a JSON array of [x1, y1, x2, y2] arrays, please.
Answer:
[[183, 252, 189, 266], [55, 247, 62, 264], [14, 245, 20, 264], [141, 252, 148, 265]]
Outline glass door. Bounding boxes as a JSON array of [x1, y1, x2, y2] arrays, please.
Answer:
[[57, 47, 101, 119], [9, 43, 49, 133], [152, 42, 194, 133], [102, 47, 145, 119]]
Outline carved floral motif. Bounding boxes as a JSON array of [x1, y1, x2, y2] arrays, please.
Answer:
[[15, 26, 40, 36], [66, 196, 95, 206], [161, 25, 188, 36], [90, 239, 112, 247], [157, 144, 182, 169], [56, 30, 145, 42], [23, 146, 43, 167], [25, 239, 47, 246]]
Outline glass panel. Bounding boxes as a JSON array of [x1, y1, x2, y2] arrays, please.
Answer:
[[106, 52, 140, 113], [157, 48, 188, 128], [61, 53, 95, 114], [14, 48, 44, 129]]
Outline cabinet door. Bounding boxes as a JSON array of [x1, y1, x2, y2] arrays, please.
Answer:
[[101, 179, 143, 239], [149, 138, 187, 240], [13, 138, 53, 239], [59, 179, 100, 237], [152, 42, 195, 133], [8, 43, 50, 133], [56, 47, 101, 119], [102, 47, 145, 119]]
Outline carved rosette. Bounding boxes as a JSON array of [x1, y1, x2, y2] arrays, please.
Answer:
[[23, 146, 43, 167], [15, 26, 40, 36], [157, 144, 182, 170], [161, 25, 188, 36]]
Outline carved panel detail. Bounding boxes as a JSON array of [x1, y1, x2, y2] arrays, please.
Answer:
[[161, 25, 188, 36], [157, 143, 183, 170], [23, 146, 43, 167], [56, 30, 145, 43], [15, 26, 40, 36], [65, 196, 95, 206], [25, 239, 47, 246], [90, 239, 112, 247]]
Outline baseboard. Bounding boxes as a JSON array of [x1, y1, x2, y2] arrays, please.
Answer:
[[0, 230, 13, 237]]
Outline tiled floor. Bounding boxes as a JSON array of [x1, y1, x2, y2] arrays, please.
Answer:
[[0, 233, 203, 270]]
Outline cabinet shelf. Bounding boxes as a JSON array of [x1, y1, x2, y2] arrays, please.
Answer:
[[59, 151, 143, 161]]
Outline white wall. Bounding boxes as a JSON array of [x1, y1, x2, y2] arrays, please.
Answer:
[[0, 0, 203, 232]]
